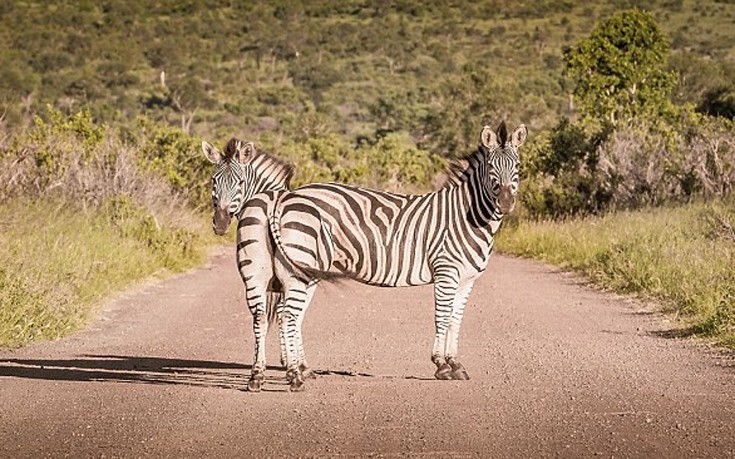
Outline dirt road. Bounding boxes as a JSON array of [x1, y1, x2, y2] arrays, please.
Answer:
[[1, 247, 733, 458]]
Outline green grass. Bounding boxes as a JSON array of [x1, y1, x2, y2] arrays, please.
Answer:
[[0, 198, 214, 347], [497, 198, 735, 346]]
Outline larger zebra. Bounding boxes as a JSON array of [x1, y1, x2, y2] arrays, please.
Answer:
[[267, 121, 527, 391], [202, 138, 311, 391]]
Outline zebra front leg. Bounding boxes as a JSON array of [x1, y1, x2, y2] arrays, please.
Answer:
[[431, 269, 459, 380], [444, 280, 474, 380], [243, 272, 275, 392], [271, 291, 288, 367]]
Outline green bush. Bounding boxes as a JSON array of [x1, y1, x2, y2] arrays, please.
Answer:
[[270, 131, 444, 192], [134, 116, 210, 209], [103, 196, 199, 269], [520, 112, 735, 218], [0, 109, 213, 346]]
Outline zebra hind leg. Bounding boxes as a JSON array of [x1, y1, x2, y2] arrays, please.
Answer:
[[247, 310, 268, 392], [281, 281, 318, 392]]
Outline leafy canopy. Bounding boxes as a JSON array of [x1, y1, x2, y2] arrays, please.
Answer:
[[564, 9, 676, 125]]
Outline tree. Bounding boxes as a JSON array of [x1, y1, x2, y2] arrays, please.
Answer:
[[564, 9, 676, 125]]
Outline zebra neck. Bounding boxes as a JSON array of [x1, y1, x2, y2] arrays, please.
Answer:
[[253, 177, 288, 196], [462, 174, 503, 232]]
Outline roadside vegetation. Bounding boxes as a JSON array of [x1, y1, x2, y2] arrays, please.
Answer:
[[0, 110, 214, 346], [1, 1, 734, 346], [497, 199, 735, 346]]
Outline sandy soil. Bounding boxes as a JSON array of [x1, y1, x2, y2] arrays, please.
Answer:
[[1, 246, 733, 458]]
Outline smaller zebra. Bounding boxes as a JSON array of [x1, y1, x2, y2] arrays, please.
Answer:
[[203, 138, 308, 391]]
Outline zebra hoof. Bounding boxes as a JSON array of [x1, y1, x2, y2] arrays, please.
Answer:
[[434, 363, 453, 380], [300, 364, 316, 380], [247, 377, 263, 392], [450, 361, 470, 380], [286, 368, 307, 391], [289, 375, 306, 392]]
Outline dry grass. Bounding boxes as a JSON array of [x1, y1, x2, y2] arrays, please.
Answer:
[[498, 197, 735, 346], [0, 112, 214, 346]]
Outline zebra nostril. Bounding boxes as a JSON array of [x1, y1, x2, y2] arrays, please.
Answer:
[[213, 207, 231, 235]]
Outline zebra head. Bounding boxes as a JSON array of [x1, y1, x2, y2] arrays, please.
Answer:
[[480, 121, 528, 215], [202, 138, 255, 235]]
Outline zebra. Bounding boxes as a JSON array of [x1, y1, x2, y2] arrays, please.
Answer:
[[202, 137, 308, 392], [268, 121, 527, 391]]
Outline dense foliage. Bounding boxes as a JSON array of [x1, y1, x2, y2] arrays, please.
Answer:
[[564, 9, 676, 125], [2, 1, 734, 218], [521, 8, 735, 218]]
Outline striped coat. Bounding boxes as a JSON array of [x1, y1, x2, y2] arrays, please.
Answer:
[[266, 122, 527, 390]]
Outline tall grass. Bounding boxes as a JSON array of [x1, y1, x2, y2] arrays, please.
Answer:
[[497, 198, 735, 346], [0, 110, 215, 347], [0, 199, 210, 346]]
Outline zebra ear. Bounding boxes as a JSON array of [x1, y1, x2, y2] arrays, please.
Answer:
[[510, 124, 528, 148], [202, 141, 221, 164], [481, 125, 499, 150], [235, 141, 256, 164]]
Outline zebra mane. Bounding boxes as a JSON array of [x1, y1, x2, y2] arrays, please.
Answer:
[[438, 147, 487, 190], [222, 138, 242, 159], [251, 147, 295, 188], [224, 137, 295, 188]]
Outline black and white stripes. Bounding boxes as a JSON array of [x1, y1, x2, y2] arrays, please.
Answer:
[[202, 138, 294, 392], [268, 122, 528, 390]]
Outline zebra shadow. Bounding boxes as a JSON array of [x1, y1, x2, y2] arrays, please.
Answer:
[[0, 354, 287, 392], [0, 355, 432, 391]]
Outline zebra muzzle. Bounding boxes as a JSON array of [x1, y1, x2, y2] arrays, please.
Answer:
[[212, 207, 231, 235], [497, 187, 515, 214]]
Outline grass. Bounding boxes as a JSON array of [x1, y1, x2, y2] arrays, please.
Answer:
[[0, 198, 214, 347], [497, 197, 735, 347]]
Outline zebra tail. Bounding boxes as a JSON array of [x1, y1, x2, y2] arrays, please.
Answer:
[[266, 290, 281, 327]]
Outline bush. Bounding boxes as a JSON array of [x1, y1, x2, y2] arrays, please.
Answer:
[[267, 130, 444, 192], [134, 116, 210, 209], [0, 110, 212, 346], [520, 112, 735, 217]]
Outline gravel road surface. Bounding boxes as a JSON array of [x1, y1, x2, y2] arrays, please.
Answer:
[[1, 247, 733, 458]]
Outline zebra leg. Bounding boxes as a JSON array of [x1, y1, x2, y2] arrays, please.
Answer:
[[444, 280, 474, 380], [296, 281, 318, 379], [269, 290, 288, 367], [247, 302, 268, 392], [278, 299, 288, 367], [244, 273, 276, 392], [280, 280, 318, 392], [431, 269, 460, 380], [237, 204, 277, 392]]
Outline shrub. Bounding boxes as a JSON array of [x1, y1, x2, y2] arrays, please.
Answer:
[[520, 112, 735, 218], [134, 116, 210, 209]]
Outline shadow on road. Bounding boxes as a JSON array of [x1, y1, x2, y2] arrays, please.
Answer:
[[0, 355, 432, 390], [0, 354, 281, 390]]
